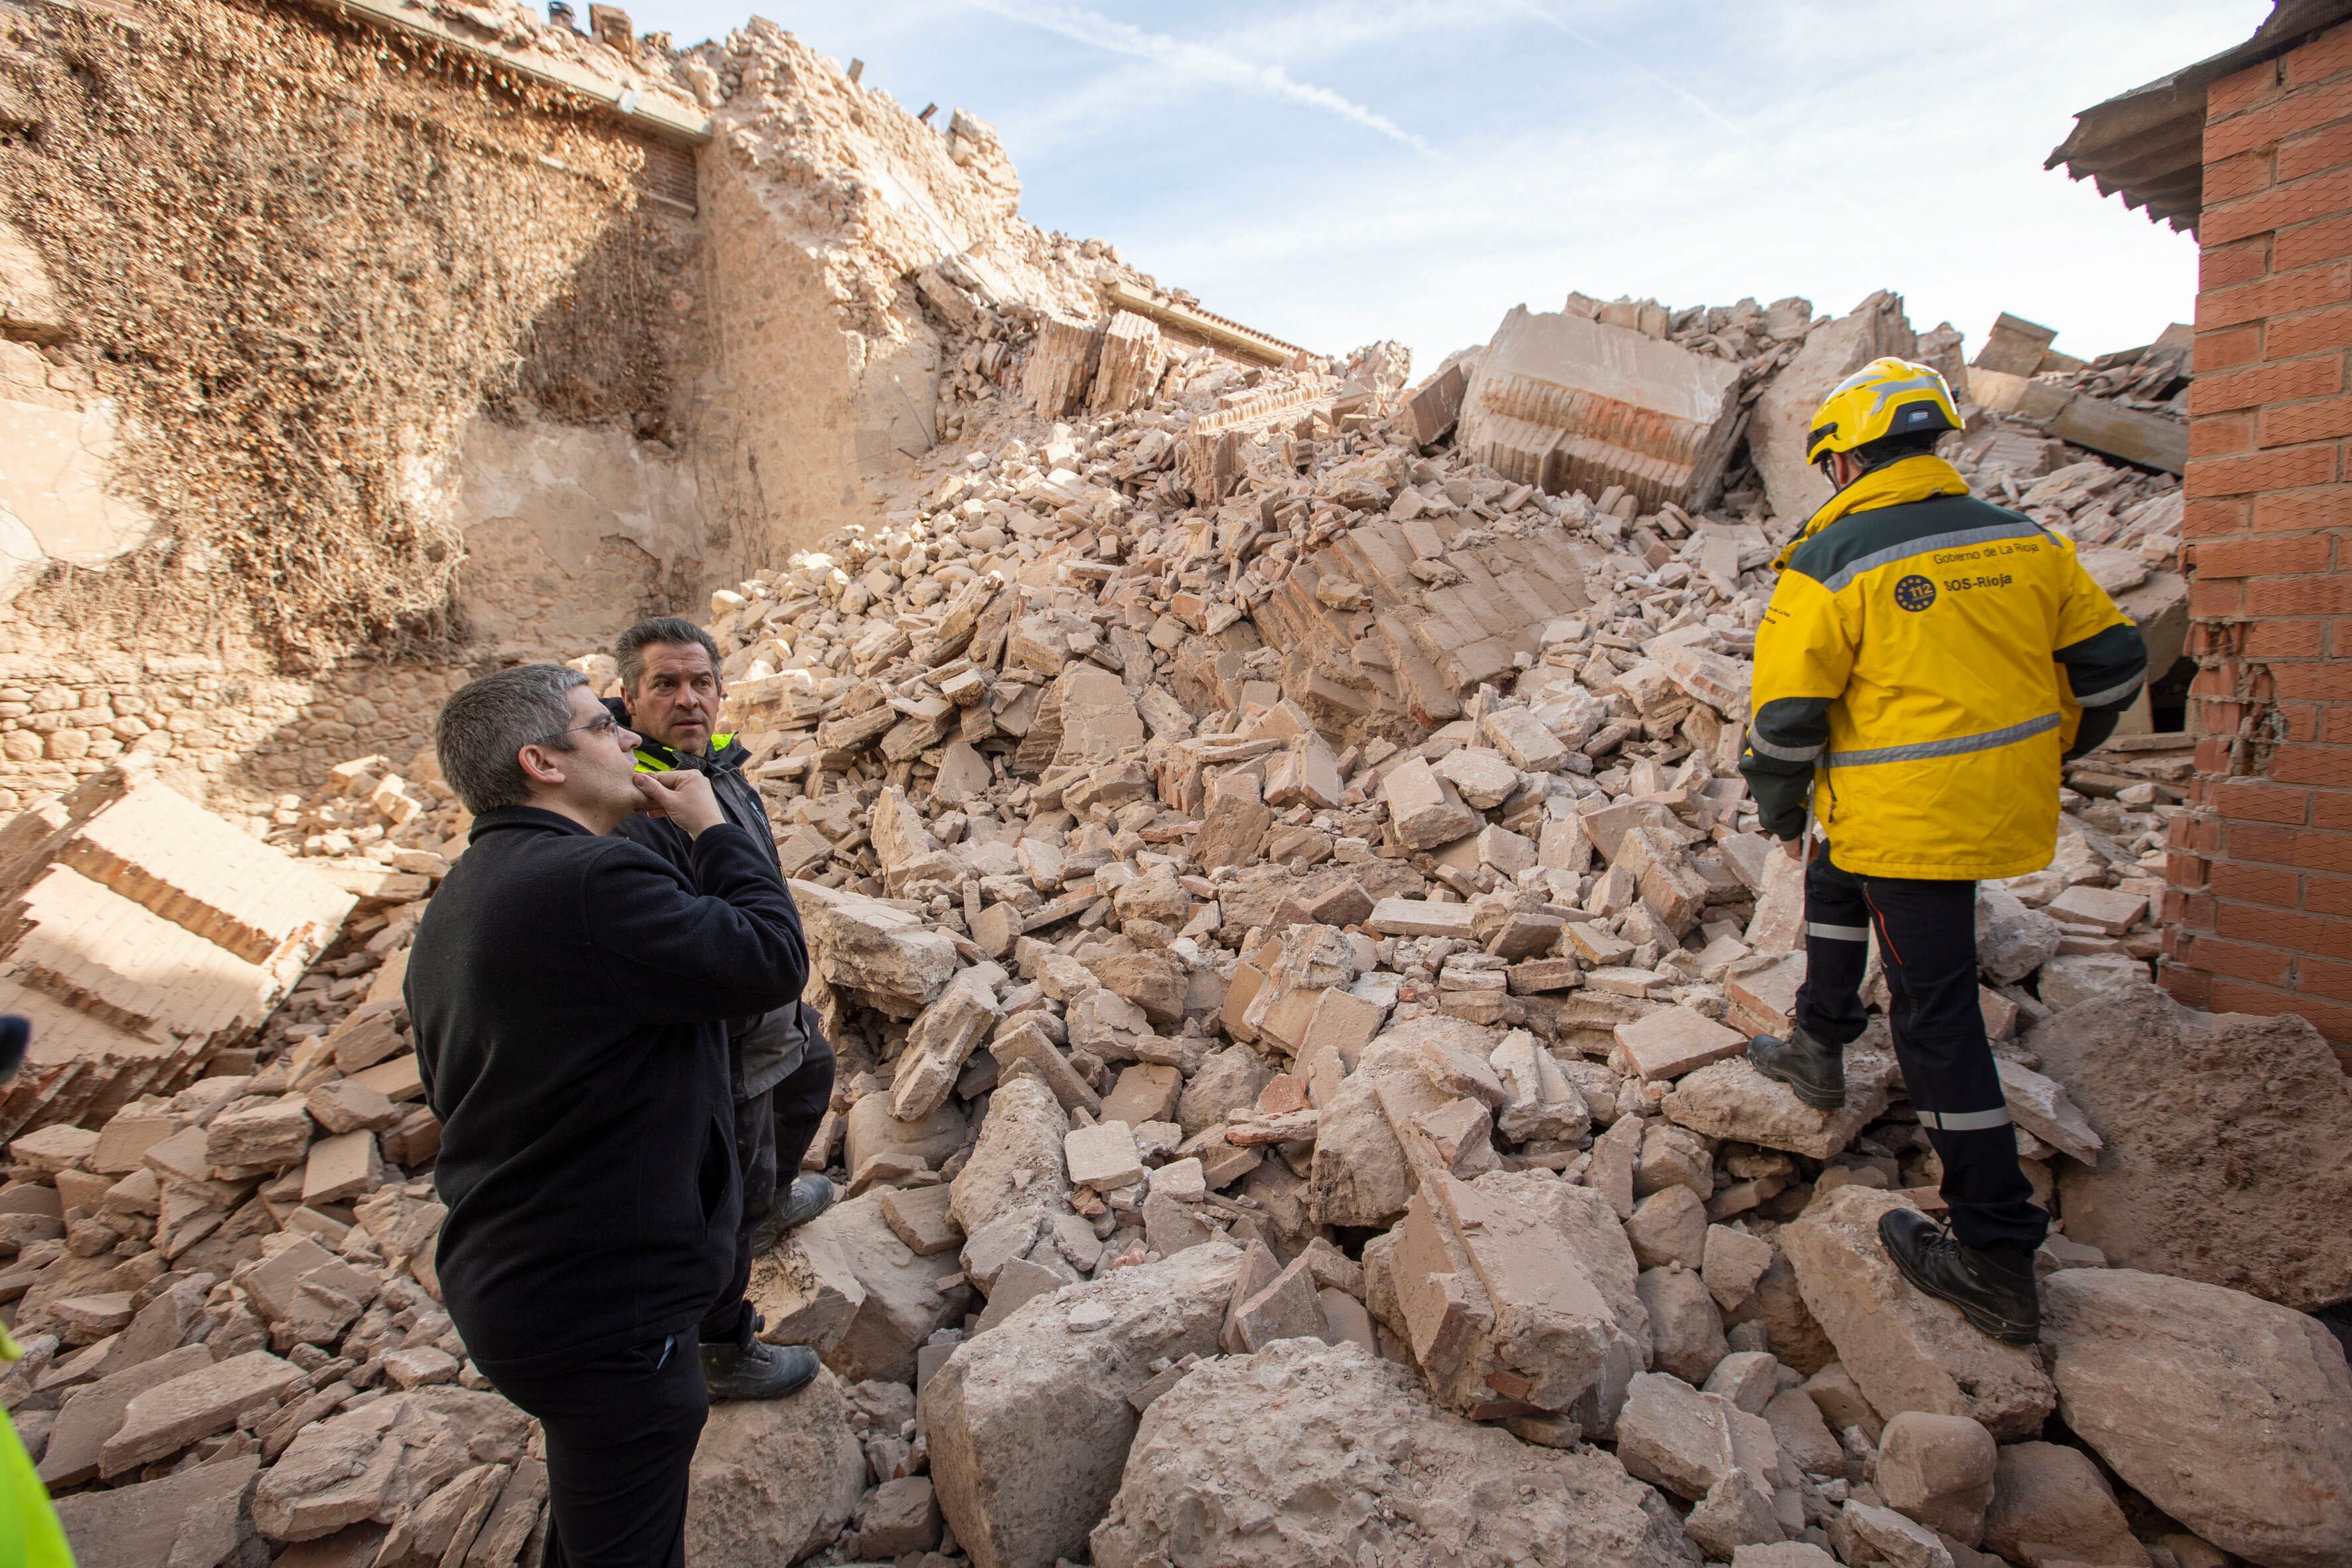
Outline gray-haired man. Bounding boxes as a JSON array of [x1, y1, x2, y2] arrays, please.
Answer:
[[607, 615, 838, 1402]]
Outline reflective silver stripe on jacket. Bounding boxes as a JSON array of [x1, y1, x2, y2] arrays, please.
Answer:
[[1817, 520, 2049, 593], [1747, 729, 1824, 763], [2073, 674, 2145, 710], [1807, 922, 1870, 943], [1916, 1107, 2015, 1133], [1824, 713, 2061, 769]]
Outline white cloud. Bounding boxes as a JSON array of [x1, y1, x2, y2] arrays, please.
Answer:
[[961, 0, 1436, 151], [621, 0, 2270, 374]]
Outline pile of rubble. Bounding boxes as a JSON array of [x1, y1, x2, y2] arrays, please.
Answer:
[[3, 78, 2345, 1568]]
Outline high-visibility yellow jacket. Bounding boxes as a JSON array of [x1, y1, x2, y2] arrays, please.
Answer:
[[1, 1325, 73, 1567], [1739, 455, 2148, 881]]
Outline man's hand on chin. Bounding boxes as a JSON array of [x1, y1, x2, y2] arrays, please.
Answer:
[[630, 769, 726, 836]]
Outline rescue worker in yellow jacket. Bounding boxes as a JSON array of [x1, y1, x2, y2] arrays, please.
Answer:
[[1739, 358, 2147, 1345]]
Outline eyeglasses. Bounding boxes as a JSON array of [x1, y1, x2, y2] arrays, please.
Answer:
[[533, 713, 623, 747]]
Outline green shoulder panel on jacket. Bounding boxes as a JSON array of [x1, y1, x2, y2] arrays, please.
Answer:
[[1784, 494, 2051, 592]]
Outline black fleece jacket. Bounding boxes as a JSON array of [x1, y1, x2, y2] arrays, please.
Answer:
[[407, 805, 810, 1372]]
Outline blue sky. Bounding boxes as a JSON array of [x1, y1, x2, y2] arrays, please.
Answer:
[[615, 0, 2270, 374]]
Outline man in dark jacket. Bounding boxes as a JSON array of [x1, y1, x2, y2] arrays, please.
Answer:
[[607, 616, 839, 1401], [408, 663, 815, 1568]]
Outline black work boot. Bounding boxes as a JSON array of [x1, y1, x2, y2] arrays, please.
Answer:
[[1747, 1024, 1845, 1110], [1879, 1208, 2041, 1346], [702, 1331, 821, 1401], [749, 1174, 836, 1255]]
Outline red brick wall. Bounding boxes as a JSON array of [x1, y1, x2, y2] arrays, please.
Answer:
[[2168, 19, 2352, 1052]]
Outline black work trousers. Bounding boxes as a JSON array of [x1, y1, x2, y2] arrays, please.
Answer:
[[476, 1334, 706, 1568], [696, 1031, 836, 1346], [1794, 846, 2047, 1255]]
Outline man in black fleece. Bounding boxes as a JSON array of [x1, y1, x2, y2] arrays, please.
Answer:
[[606, 616, 838, 1402], [406, 663, 813, 1568]]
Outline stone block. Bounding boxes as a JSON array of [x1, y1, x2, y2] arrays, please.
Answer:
[[1626, 1186, 1708, 1270], [792, 879, 959, 1017], [2044, 1267, 2352, 1568], [38, 1342, 213, 1488], [301, 1130, 382, 1207], [1390, 1168, 1648, 1423], [53, 1452, 260, 1568], [989, 1018, 1100, 1117], [2026, 982, 2352, 1311], [2037, 951, 2147, 1010], [1368, 896, 1476, 940], [685, 1370, 866, 1567], [205, 1097, 314, 1172], [1101, 1063, 1181, 1127], [892, 975, 1000, 1123], [1982, 1441, 2151, 1568], [1779, 1188, 2054, 1441], [927, 1241, 1242, 1568], [100, 1349, 303, 1476], [880, 1182, 961, 1257], [948, 1073, 1069, 1237], [1223, 1253, 1322, 1354], [1875, 1411, 1996, 1545], [1064, 1120, 1144, 1190], [1638, 1264, 1729, 1385], [1702, 1224, 1775, 1314], [1615, 1370, 1733, 1501], [1662, 1042, 1896, 1159], [1459, 304, 1744, 510], [844, 1093, 966, 1175], [1617, 1008, 1745, 1082], [1379, 756, 1478, 851], [1089, 1338, 1692, 1568]]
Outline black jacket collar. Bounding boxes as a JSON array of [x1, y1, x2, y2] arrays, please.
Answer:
[[467, 805, 597, 841]]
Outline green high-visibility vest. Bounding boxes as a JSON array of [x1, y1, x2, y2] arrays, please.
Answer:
[[0, 1325, 72, 1567]]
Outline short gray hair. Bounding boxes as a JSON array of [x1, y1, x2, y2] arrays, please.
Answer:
[[615, 616, 722, 694], [436, 664, 589, 815]]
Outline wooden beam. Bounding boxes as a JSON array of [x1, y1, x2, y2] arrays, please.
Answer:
[[287, 0, 712, 146], [1103, 283, 1308, 367]]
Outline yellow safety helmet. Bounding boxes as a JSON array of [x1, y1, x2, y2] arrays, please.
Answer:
[[1804, 356, 1962, 466]]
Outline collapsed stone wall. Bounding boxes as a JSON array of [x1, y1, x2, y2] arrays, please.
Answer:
[[0, 0, 716, 811], [684, 17, 1161, 572], [0, 0, 1175, 819]]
